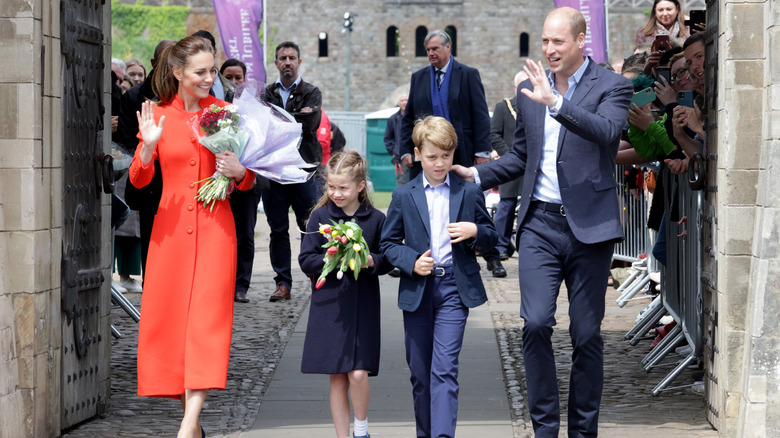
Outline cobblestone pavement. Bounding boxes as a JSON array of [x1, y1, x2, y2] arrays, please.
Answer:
[[485, 260, 717, 437], [62, 211, 717, 437], [62, 213, 312, 437]]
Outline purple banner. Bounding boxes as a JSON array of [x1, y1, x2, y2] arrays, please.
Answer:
[[553, 0, 608, 63], [212, 0, 265, 83]]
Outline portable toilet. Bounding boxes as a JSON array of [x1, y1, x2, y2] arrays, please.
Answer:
[[365, 107, 400, 192]]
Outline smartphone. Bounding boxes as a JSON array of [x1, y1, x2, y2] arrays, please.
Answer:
[[678, 90, 695, 107], [687, 10, 706, 34], [656, 67, 671, 85], [631, 87, 656, 108], [652, 35, 670, 52]]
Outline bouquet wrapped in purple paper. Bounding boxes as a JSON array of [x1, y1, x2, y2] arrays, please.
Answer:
[[189, 85, 313, 210], [232, 87, 314, 183]]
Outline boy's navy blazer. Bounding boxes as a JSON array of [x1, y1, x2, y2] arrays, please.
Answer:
[[380, 173, 497, 312]]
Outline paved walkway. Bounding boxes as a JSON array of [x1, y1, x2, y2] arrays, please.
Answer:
[[230, 275, 513, 438], [62, 210, 719, 438]]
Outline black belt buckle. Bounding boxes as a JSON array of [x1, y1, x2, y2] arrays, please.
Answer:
[[559, 205, 566, 216], [433, 266, 447, 277]]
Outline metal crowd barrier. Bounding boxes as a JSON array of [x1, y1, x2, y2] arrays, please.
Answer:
[[110, 283, 141, 339], [613, 164, 704, 395], [328, 111, 368, 158], [612, 165, 657, 308], [643, 168, 704, 396], [612, 166, 651, 264]]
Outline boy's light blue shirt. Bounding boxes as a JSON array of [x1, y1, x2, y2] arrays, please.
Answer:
[[422, 173, 453, 266]]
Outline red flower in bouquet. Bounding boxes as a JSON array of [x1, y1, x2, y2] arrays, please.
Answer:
[[190, 86, 314, 212], [191, 104, 247, 211], [199, 105, 239, 135]]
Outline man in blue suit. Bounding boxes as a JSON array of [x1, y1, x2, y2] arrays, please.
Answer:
[[400, 29, 506, 277], [381, 116, 497, 438], [453, 7, 632, 438], [400, 30, 491, 177]]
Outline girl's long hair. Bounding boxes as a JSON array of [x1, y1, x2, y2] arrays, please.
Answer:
[[310, 151, 372, 217], [151, 36, 214, 106]]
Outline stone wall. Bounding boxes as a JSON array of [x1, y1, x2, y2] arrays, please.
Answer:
[[721, 0, 780, 436], [246, 0, 658, 112], [0, 0, 63, 436], [119, 0, 657, 112]]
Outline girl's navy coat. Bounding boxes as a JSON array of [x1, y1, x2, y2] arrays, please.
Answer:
[[298, 202, 393, 375]]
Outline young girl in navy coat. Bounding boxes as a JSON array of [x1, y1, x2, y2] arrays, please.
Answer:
[[298, 151, 393, 438]]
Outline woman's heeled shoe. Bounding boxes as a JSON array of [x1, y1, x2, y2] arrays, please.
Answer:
[[201, 426, 206, 438]]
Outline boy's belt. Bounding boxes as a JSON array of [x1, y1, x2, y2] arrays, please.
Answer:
[[433, 265, 454, 277]]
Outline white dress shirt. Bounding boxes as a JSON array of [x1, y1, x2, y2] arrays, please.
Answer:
[[422, 173, 453, 266]]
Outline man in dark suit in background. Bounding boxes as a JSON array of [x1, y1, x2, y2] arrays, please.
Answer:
[[400, 29, 491, 175], [400, 29, 505, 277], [489, 71, 527, 260], [453, 7, 633, 437]]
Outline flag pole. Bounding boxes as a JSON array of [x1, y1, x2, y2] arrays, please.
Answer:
[[604, 0, 610, 63], [263, 0, 267, 74]]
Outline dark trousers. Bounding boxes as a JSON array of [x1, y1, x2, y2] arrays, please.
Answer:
[[493, 197, 518, 256], [229, 178, 264, 293], [652, 213, 667, 266], [517, 203, 614, 438], [114, 236, 142, 276], [260, 178, 317, 289], [403, 272, 468, 438]]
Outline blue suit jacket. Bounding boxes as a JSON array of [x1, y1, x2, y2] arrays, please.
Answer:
[[380, 173, 497, 312], [477, 59, 633, 245], [400, 58, 491, 167]]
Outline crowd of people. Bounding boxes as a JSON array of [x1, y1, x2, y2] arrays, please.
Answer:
[[109, 2, 709, 436]]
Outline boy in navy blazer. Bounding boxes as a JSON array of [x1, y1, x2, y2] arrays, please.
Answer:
[[380, 116, 497, 438]]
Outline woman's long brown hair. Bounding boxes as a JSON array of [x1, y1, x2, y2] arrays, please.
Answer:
[[151, 36, 214, 106]]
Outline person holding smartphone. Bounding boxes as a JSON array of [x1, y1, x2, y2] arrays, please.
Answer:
[[635, 0, 690, 52]]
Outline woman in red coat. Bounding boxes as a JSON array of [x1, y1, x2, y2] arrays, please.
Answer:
[[129, 36, 255, 437]]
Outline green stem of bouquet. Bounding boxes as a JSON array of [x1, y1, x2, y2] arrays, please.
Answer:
[[195, 174, 231, 211]]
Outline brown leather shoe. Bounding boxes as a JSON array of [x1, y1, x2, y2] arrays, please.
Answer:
[[269, 284, 291, 302], [234, 291, 249, 303]]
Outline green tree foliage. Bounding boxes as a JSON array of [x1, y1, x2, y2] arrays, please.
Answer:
[[262, 24, 279, 65], [111, 0, 190, 65]]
